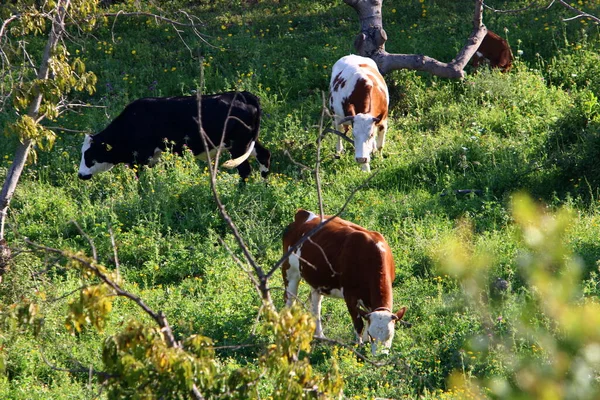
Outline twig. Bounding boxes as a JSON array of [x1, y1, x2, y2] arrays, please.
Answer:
[[306, 237, 337, 276], [312, 336, 391, 367], [283, 149, 313, 172], [484, 2, 542, 13], [216, 236, 261, 292], [70, 220, 97, 262], [194, 66, 273, 305], [102, 11, 205, 28], [0, 14, 21, 42], [315, 93, 327, 219], [323, 127, 354, 146], [556, 0, 600, 23], [39, 348, 113, 380], [108, 226, 120, 280], [43, 126, 90, 133], [44, 284, 90, 303]]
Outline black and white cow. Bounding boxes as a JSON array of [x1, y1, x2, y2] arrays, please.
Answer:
[[78, 91, 271, 180]]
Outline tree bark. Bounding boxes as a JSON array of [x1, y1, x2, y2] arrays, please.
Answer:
[[0, 0, 71, 241], [343, 0, 487, 78]]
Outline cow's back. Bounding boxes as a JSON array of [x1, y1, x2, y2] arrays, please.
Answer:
[[96, 92, 260, 154], [329, 55, 389, 120], [283, 210, 393, 297]]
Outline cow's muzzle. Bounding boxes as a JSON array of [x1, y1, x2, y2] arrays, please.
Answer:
[[355, 157, 368, 164], [78, 173, 92, 180]]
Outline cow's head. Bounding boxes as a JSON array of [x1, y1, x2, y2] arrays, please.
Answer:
[[78, 135, 116, 180], [340, 114, 379, 172], [361, 306, 407, 355]]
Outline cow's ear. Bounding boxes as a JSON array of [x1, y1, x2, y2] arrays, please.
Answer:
[[392, 306, 407, 321]]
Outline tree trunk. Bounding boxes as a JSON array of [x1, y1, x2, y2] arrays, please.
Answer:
[[0, 0, 71, 241], [343, 0, 487, 78]]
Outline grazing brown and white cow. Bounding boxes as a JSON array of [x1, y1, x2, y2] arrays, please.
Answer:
[[471, 30, 514, 73], [329, 55, 389, 172], [282, 209, 406, 355]]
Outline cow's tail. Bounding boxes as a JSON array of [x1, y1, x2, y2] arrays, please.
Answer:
[[222, 140, 255, 169]]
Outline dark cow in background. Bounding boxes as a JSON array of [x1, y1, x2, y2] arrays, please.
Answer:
[[471, 30, 514, 73], [282, 209, 406, 355], [78, 91, 271, 181]]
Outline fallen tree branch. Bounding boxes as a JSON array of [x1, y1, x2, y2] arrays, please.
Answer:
[[344, 0, 487, 78]]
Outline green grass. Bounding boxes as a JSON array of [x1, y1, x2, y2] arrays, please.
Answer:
[[1, 0, 600, 398]]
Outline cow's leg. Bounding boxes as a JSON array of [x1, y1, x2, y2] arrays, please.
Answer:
[[311, 288, 325, 338], [376, 121, 387, 153], [283, 248, 302, 307], [334, 124, 347, 157], [252, 141, 271, 178], [344, 296, 365, 344]]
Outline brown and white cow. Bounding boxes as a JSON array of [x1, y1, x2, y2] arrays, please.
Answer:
[[282, 209, 406, 355], [329, 55, 389, 172], [471, 30, 514, 73]]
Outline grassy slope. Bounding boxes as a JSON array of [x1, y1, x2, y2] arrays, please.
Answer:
[[1, 0, 600, 398]]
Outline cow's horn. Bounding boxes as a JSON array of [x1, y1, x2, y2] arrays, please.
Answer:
[[339, 115, 355, 124], [222, 140, 256, 169]]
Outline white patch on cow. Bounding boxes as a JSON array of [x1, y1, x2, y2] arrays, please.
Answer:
[[367, 310, 396, 355], [78, 135, 115, 178], [304, 211, 318, 223], [251, 147, 270, 174], [476, 51, 484, 58], [285, 246, 302, 307], [376, 241, 386, 253], [352, 114, 377, 163]]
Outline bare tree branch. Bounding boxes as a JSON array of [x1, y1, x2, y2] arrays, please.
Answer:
[[70, 220, 97, 262], [484, 2, 543, 13], [23, 238, 205, 399], [194, 65, 273, 305], [283, 149, 313, 172], [1, 0, 71, 241], [102, 11, 205, 28], [39, 348, 113, 380], [315, 93, 328, 219], [486, 0, 599, 22], [216, 236, 262, 293], [108, 226, 120, 280], [555, 0, 600, 23], [105, 10, 216, 51], [0, 14, 21, 42]]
